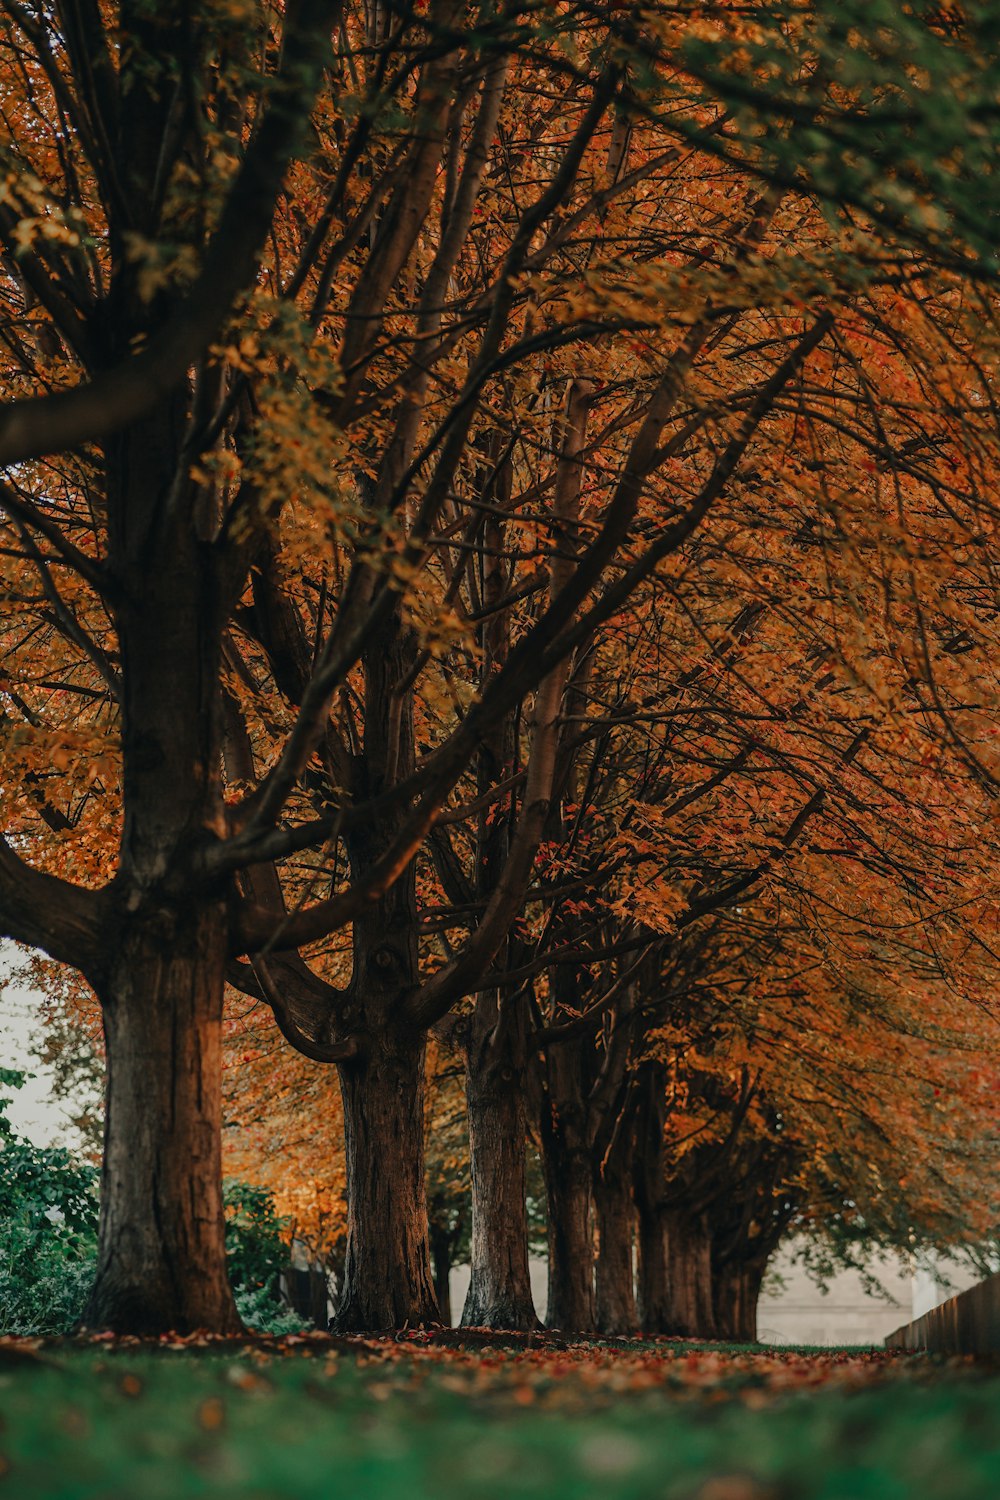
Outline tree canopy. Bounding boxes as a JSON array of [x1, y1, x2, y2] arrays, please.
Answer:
[[1, 0, 999, 1337]]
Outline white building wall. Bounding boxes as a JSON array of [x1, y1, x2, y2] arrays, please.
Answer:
[[756, 1245, 912, 1347], [910, 1256, 983, 1319]]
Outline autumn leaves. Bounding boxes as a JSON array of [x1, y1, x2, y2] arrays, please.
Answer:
[[0, 3, 998, 1336]]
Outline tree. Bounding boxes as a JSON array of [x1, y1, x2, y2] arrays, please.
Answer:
[[458, 255, 1000, 1327], [5, 0, 1000, 1338], [0, 0, 339, 1333], [423, 1041, 472, 1326], [0, 0, 700, 1333]]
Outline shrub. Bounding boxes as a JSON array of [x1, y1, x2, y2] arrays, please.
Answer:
[[0, 1068, 99, 1334], [223, 1180, 309, 1332], [0, 1070, 306, 1333]]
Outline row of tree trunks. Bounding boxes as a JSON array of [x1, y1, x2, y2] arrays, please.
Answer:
[[458, 1009, 764, 1338], [458, 1087, 766, 1338], [634, 1199, 770, 1340], [93, 910, 767, 1339]]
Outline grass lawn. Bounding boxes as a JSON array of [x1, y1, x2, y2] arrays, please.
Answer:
[[0, 1335, 996, 1500]]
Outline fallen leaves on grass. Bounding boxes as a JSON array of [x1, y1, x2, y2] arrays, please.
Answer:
[[0, 1338, 995, 1500], [0, 1337, 63, 1370], [3, 1329, 973, 1415], [334, 1343, 904, 1410], [197, 1397, 226, 1431]]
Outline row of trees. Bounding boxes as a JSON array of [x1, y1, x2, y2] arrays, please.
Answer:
[[2, 0, 1000, 1335], [32, 885, 997, 1342]]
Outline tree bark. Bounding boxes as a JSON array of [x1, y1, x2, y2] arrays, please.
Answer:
[[594, 1162, 636, 1335], [333, 1033, 440, 1331], [664, 1208, 716, 1339], [429, 1222, 454, 1327], [460, 986, 539, 1330], [462, 1032, 539, 1329], [637, 1198, 672, 1335], [86, 902, 240, 1334], [84, 382, 241, 1335], [541, 1134, 595, 1333], [324, 576, 442, 1334], [714, 1261, 765, 1342]]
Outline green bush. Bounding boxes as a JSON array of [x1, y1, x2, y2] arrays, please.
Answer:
[[0, 1068, 99, 1335], [233, 1283, 311, 1335], [223, 1180, 290, 1296], [0, 1069, 306, 1334], [223, 1180, 309, 1333]]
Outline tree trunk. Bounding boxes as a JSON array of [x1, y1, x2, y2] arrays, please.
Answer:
[[594, 1163, 636, 1335], [429, 1222, 453, 1327], [536, 1024, 596, 1333], [330, 572, 441, 1335], [714, 1261, 765, 1342], [542, 1143, 595, 1332], [637, 1199, 672, 1335], [664, 1208, 716, 1339], [333, 1033, 440, 1331], [461, 1014, 539, 1330], [86, 903, 240, 1334]]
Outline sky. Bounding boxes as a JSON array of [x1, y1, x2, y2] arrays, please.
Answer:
[[0, 942, 67, 1146]]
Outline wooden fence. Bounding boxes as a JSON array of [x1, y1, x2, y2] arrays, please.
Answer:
[[885, 1270, 1000, 1356]]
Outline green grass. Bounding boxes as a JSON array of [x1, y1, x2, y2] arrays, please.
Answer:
[[0, 1340, 996, 1500]]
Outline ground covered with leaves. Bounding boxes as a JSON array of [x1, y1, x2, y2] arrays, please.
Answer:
[[0, 1334, 996, 1500]]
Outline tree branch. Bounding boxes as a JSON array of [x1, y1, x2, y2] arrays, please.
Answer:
[[0, 835, 108, 978], [0, 0, 340, 468]]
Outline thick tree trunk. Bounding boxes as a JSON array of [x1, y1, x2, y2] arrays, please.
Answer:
[[462, 1074, 538, 1329], [542, 1143, 595, 1332], [329, 574, 442, 1334], [594, 1164, 636, 1335], [461, 1016, 539, 1330], [86, 903, 240, 1334], [333, 1034, 440, 1332], [637, 1199, 672, 1335], [664, 1208, 716, 1339], [537, 1025, 596, 1332], [714, 1261, 765, 1342]]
